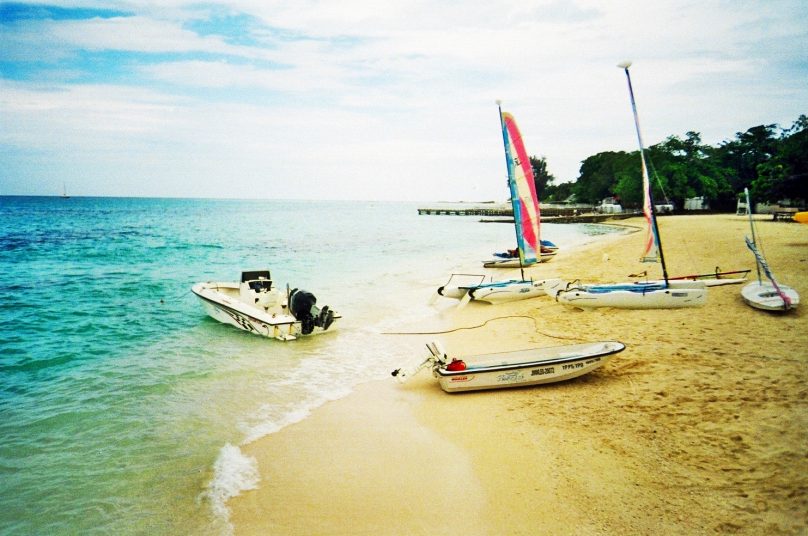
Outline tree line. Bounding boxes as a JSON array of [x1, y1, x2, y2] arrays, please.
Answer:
[[531, 114, 807, 211]]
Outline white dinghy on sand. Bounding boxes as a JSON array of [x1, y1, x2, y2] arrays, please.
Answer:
[[392, 340, 625, 393]]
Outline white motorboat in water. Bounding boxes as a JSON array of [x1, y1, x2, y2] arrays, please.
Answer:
[[392, 340, 625, 393], [192, 270, 339, 341]]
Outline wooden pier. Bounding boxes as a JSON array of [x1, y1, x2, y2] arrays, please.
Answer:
[[418, 203, 639, 223], [417, 204, 512, 216]]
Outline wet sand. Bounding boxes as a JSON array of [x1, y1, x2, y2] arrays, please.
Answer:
[[230, 214, 807, 535]]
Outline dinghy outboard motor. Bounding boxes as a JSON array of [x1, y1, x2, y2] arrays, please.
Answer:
[[288, 288, 335, 335]]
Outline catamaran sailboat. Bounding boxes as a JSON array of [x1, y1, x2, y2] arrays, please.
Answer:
[[434, 103, 549, 305], [484, 241, 558, 268], [546, 62, 706, 309]]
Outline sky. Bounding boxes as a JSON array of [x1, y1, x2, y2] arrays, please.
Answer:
[[1, 1, 806, 201]]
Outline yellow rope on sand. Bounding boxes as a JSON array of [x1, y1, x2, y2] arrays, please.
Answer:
[[381, 315, 582, 341]]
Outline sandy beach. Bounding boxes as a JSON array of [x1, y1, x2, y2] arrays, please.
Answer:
[[229, 214, 807, 535]]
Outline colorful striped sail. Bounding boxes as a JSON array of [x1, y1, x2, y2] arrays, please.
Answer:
[[498, 109, 541, 265], [640, 154, 661, 263]]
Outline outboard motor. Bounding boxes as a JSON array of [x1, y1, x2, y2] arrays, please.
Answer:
[[288, 289, 335, 335]]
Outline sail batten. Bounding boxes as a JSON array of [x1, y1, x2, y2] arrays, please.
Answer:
[[498, 108, 541, 266]]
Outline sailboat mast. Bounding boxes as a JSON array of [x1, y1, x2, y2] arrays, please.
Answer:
[[496, 100, 525, 280], [619, 62, 669, 283], [744, 188, 762, 283]]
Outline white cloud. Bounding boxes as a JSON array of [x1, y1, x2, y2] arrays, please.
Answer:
[[1, 0, 806, 199]]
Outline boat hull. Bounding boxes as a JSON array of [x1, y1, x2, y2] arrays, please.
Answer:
[[741, 281, 799, 311], [483, 251, 556, 268], [468, 279, 546, 304], [435, 341, 625, 393], [437, 286, 469, 300], [435, 274, 489, 301], [192, 282, 339, 340], [546, 279, 707, 309]]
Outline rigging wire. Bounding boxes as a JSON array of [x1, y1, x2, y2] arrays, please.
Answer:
[[646, 156, 672, 206], [643, 152, 709, 274]]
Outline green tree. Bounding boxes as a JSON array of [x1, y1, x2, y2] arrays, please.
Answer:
[[529, 156, 555, 199], [612, 165, 641, 208], [647, 132, 732, 210], [711, 124, 779, 207], [752, 115, 808, 203], [564, 114, 807, 211], [544, 181, 575, 203], [573, 151, 634, 204]]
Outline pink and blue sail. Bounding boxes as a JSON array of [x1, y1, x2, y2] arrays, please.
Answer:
[[497, 105, 541, 267]]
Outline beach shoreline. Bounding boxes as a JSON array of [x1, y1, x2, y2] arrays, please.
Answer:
[[229, 214, 807, 535]]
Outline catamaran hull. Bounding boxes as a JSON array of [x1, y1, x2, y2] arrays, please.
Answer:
[[741, 281, 799, 311], [468, 280, 546, 304], [435, 274, 490, 301], [435, 341, 625, 393], [483, 252, 556, 268], [192, 282, 339, 341], [546, 279, 706, 309], [437, 286, 470, 300]]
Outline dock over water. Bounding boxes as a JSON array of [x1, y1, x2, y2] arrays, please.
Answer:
[[417, 202, 639, 223]]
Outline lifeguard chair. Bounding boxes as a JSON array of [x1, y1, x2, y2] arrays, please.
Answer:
[[736, 197, 748, 215]]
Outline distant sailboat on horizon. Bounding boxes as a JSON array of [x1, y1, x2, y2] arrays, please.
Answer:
[[61, 183, 70, 199]]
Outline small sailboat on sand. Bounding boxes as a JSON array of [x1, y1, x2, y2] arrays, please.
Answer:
[[546, 62, 706, 309], [435, 103, 549, 305], [741, 189, 799, 311]]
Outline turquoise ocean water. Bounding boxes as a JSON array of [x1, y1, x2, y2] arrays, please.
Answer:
[[0, 196, 620, 535]]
